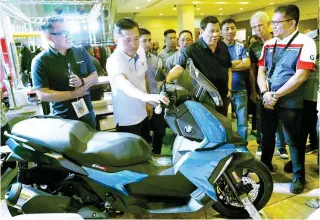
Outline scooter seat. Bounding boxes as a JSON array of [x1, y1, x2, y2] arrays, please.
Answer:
[[11, 118, 151, 167]]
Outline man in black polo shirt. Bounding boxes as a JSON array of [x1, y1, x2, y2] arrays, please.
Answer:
[[32, 16, 98, 129], [166, 16, 232, 116]]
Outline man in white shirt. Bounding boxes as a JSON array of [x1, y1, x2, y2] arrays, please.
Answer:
[[106, 18, 168, 137]]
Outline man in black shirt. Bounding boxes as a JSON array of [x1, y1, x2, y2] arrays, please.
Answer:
[[166, 16, 232, 116], [32, 16, 98, 129]]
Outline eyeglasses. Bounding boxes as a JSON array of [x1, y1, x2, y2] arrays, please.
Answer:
[[271, 19, 294, 26], [49, 31, 69, 38]]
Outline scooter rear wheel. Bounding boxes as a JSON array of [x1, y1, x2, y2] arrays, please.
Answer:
[[211, 159, 273, 218]]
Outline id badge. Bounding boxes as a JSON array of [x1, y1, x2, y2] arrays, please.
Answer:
[[72, 98, 89, 118]]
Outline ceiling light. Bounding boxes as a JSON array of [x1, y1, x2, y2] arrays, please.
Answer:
[[239, 2, 249, 4], [197, 8, 200, 10], [192, 1, 202, 4], [159, 13, 163, 16], [201, 13, 204, 15], [215, 2, 227, 4], [219, 8, 223, 10], [147, 0, 151, 2], [240, 8, 243, 10], [136, 6, 140, 9], [270, 2, 274, 4], [219, 12, 223, 15]]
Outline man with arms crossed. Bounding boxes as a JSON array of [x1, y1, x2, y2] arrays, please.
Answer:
[[32, 16, 98, 129]]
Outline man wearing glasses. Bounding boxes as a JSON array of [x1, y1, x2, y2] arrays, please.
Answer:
[[257, 5, 316, 194], [32, 16, 98, 129]]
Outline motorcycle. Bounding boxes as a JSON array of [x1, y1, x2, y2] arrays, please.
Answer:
[[3, 59, 273, 219]]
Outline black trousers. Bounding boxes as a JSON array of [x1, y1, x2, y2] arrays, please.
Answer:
[[300, 100, 318, 149], [116, 117, 149, 141], [148, 109, 167, 154], [260, 104, 304, 180]]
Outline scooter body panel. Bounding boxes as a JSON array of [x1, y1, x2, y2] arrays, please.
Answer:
[[83, 167, 148, 196]]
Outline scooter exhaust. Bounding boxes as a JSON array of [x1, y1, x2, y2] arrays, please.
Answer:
[[5, 182, 48, 210], [5, 182, 73, 213]]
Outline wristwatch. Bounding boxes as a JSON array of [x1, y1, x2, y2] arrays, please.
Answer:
[[80, 78, 85, 86]]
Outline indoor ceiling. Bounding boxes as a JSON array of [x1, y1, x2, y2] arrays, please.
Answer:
[[116, 0, 303, 17]]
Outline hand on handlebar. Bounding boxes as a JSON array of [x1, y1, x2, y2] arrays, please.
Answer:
[[144, 94, 169, 105]]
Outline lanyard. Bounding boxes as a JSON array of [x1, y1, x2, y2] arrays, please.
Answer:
[[269, 31, 299, 78]]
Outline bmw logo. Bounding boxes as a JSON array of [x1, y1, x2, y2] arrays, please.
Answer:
[[184, 125, 193, 134]]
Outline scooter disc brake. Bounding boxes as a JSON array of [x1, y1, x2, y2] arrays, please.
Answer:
[[229, 176, 259, 207], [241, 176, 259, 202]]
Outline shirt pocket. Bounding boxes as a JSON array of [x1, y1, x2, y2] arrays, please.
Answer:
[[74, 62, 88, 76]]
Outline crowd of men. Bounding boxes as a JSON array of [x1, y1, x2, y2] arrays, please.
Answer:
[[29, 4, 318, 196]]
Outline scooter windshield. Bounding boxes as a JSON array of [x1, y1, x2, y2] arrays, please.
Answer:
[[186, 58, 223, 107]]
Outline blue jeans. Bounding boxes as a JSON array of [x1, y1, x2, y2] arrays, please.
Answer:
[[261, 105, 304, 180], [276, 122, 286, 150], [231, 90, 248, 140]]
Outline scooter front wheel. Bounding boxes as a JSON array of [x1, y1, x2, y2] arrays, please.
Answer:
[[211, 159, 273, 218]]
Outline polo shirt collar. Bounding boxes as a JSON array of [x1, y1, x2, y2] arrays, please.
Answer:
[[115, 48, 140, 62], [199, 37, 208, 49], [164, 47, 178, 53], [49, 46, 72, 56], [49, 46, 59, 56], [276, 29, 298, 43], [199, 37, 222, 51]]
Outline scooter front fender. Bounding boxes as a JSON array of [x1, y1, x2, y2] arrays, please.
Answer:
[[177, 143, 236, 201]]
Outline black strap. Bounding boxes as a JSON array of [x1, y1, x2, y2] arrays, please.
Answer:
[[269, 31, 299, 78]]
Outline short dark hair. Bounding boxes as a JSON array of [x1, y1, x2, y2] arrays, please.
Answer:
[[274, 4, 300, 27], [164, 29, 176, 37], [40, 16, 64, 33], [114, 18, 139, 37], [221, 18, 236, 28], [179, 30, 193, 38], [200, 16, 220, 30], [139, 28, 151, 36]]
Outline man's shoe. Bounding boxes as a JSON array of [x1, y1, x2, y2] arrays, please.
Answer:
[[305, 199, 320, 209], [256, 145, 262, 157], [284, 160, 293, 173], [305, 144, 318, 155], [279, 148, 289, 159], [290, 178, 305, 194]]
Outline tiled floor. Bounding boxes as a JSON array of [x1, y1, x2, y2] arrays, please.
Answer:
[[1, 107, 319, 219]]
